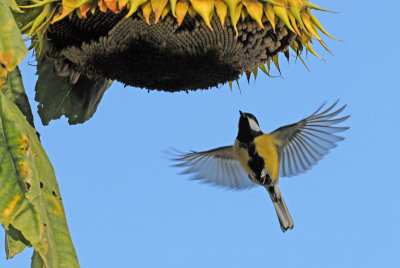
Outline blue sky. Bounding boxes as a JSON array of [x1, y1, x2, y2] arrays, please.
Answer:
[[2, 0, 400, 267]]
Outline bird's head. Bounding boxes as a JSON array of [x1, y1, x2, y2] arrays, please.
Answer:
[[237, 111, 262, 143]]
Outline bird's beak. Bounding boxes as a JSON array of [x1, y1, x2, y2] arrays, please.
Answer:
[[239, 110, 244, 117]]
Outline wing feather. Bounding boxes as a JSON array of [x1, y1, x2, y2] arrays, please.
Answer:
[[271, 101, 350, 177], [171, 146, 255, 190]]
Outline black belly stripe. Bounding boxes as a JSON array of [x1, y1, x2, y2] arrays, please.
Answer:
[[247, 143, 264, 176], [248, 143, 273, 185], [239, 141, 271, 186]]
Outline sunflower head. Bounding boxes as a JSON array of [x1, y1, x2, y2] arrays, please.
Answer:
[[18, 0, 339, 92]]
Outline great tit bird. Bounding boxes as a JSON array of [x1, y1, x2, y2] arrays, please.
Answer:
[[172, 101, 350, 232]]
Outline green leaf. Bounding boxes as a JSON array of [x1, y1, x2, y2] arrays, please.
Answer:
[[2, 67, 35, 127], [32, 250, 45, 268], [0, 91, 80, 267], [5, 225, 30, 259], [0, 0, 28, 86], [5, 235, 27, 259], [35, 56, 111, 125], [5, 0, 21, 12], [11, 1, 43, 30]]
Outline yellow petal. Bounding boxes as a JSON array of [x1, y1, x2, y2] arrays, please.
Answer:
[[119, 0, 129, 10], [309, 21, 332, 53], [287, 10, 300, 35], [242, 0, 263, 28], [52, 6, 73, 23], [142, 1, 153, 24], [76, 8, 83, 19], [98, 0, 108, 12], [300, 31, 311, 44], [272, 54, 281, 74], [162, 3, 171, 19], [259, 64, 275, 77], [152, 0, 168, 23], [264, 3, 276, 32], [214, 0, 227, 27], [284, 49, 290, 61], [233, 3, 243, 34], [304, 0, 338, 13], [189, 0, 214, 30], [241, 6, 247, 21], [222, 0, 242, 35], [126, 0, 148, 17], [301, 11, 318, 37], [170, 0, 177, 16], [287, 0, 308, 34], [308, 11, 340, 40], [187, 4, 197, 18], [245, 70, 252, 83], [304, 42, 323, 60], [62, 0, 92, 9], [273, 0, 296, 33], [292, 49, 310, 71], [301, 10, 330, 54], [263, 0, 284, 7], [80, 3, 91, 18], [105, 0, 119, 12], [288, 0, 305, 10], [252, 67, 258, 80], [176, 0, 189, 26]]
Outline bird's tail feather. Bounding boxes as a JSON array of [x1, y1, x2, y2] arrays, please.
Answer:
[[265, 184, 294, 232]]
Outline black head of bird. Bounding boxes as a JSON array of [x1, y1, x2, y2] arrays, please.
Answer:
[[238, 110, 262, 143]]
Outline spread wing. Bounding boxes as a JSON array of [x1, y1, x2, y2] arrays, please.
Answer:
[[170, 146, 256, 190], [270, 101, 350, 177]]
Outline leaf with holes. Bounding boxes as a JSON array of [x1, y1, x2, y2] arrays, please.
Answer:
[[35, 56, 112, 125], [0, 0, 27, 87], [0, 90, 80, 267]]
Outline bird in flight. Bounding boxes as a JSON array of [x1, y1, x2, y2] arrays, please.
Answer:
[[171, 101, 350, 232]]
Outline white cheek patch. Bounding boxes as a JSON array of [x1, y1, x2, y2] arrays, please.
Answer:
[[248, 118, 260, 132]]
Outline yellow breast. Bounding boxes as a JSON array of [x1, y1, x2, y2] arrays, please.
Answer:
[[253, 134, 280, 180], [233, 140, 255, 177], [233, 135, 280, 180]]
